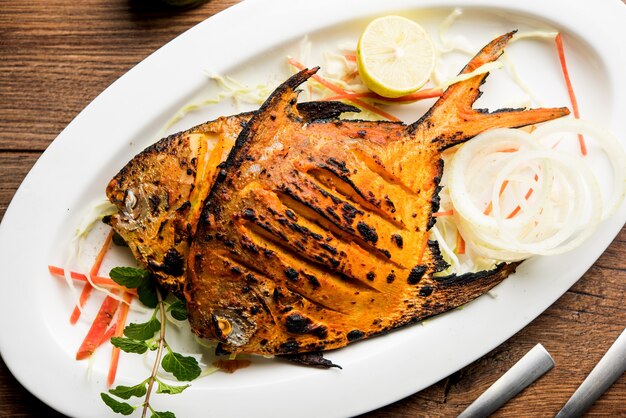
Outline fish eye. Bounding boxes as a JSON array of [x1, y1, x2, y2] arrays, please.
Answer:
[[216, 318, 232, 337], [212, 310, 255, 347], [124, 189, 138, 214]]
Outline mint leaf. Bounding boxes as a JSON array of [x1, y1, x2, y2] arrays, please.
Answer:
[[110, 337, 149, 354], [156, 379, 190, 395], [110, 267, 149, 288], [100, 393, 135, 415], [167, 300, 188, 321], [138, 281, 158, 308], [109, 381, 148, 400], [161, 352, 201, 381], [151, 411, 176, 418], [124, 318, 161, 340], [112, 232, 128, 247]]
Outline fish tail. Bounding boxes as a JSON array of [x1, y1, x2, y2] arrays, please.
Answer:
[[408, 31, 569, 150]]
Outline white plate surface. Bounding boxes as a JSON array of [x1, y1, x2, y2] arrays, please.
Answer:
[[1, 0, 625, 417]]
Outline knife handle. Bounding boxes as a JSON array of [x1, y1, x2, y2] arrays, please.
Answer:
[[555, 327, 626, 418], [458, 343, 555, 418]]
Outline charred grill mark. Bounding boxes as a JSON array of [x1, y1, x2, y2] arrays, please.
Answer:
[[351, 148, 423, 198], [419, 286, 434, 297], [391, 234, 404, 249], [347, 330, 365, 342], [302, 272, 321, 288], [326, 157, 350, 174], [320, 242, 338, 255], [243, 224, 378, 310], [284, 313, 328, 339], [428, 159, 445, 231], [384, 195, 396, 213], [341, 202, 361, 224], [386, 272, 396, 283], [284, 267, 299, 282], [408, 265, 427, 285], [428, 239, 449, 273], [276, 191, 404, 268], [279, 339, 301, 354], [357, 222, 378, 244], [306, 168, 405, 229], [148, 248, 185, 277], [243, 208, 257, 221]]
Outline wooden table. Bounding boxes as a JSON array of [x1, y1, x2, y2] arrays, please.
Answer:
[[1, 1, 624, 416]]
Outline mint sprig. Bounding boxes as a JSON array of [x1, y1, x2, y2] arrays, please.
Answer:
[[101, 286, 201, 418]]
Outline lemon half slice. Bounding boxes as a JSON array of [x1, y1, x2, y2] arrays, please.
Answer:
[[357, 16, 436, 98]]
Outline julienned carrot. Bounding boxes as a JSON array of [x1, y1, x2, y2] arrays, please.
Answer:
[[76, 293, 120, 360], [456, 232, 466, 255], [506, 187, 535, 219], [48, 266, 137, 294], [69, 285, 93, 324], [107, 291, 134, 387], [322, 88, 443, 103], [99, 324, 117, 348], [433, 209, 454, 217], [344, 53, 357, 62], [70, 230, 114, 324], [341, 68, 359, 83], [555, 33, 586, 156], [288, 58, 401, 122]]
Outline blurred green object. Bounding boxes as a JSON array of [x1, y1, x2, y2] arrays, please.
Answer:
[[159, 0, 209, 8]]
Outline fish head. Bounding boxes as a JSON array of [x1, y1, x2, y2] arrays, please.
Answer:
[[104, 132, 204, 293]]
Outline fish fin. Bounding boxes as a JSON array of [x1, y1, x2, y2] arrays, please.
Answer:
[[408, 31, 569, 150], [279, 351, 342, 369], [297, 101, 360, 122], [430, 262, 521, 311]]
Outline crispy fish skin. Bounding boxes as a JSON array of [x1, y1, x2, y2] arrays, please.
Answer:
[[186, 32, 569, 356], [104, 103, 359, 294]]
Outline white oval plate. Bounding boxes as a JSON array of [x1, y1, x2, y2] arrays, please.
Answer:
[[1, 0, 625, 417]]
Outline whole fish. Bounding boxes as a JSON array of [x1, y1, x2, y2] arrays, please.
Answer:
[[184, 32, 569, 357], [105, 102, 358, 294]]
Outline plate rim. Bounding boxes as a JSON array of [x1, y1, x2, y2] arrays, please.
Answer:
[[0, 0, 625, 417]]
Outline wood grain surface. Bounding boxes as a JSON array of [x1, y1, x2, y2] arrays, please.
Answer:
[[1, 1, 624, 417]]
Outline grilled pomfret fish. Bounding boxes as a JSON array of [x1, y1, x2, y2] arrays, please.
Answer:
[[185, 32, 569, 356], [105, 102, 358, 294]]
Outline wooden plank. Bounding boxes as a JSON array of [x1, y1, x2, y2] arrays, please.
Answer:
[[0, 152, 40, 221], [0, 0, 624, 417]]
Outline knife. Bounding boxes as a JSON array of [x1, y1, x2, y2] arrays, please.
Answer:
[[555, 327, 626, 418], [458, 343, 555, 418]]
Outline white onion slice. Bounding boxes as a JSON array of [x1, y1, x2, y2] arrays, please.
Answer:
[[446, 118, 624, 261]]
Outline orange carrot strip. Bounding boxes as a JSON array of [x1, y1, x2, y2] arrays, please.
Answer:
[[555, 33, 586, 156], [69, 285, 94, 324], [341, 68, 360, 83], [76, 293, 120, 360], [48, 266, 137, 294], [321, 88, 443, 103], [344, 54, 357, 62], [107, 292, 134, 387], [70, 231, 114, 324], [433, 209, 454, 217], [456, 232, 466, 255], [506, 187, 535, 219], [288, 58, 401, 122], [99, 324, 117, 347], [484, 180, 511, 215]]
